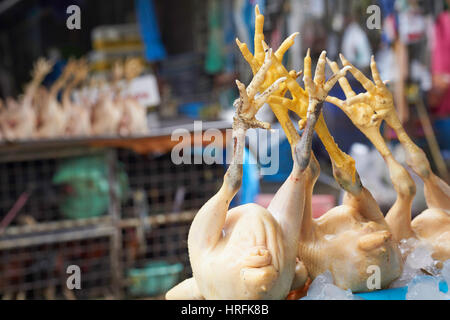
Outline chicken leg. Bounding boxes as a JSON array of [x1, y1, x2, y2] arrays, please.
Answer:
[[339, 54, 450, 212], [167, 47, 316, 300], [236, 5, 356, 183], [329, 56, 450, 261], [273, 52, 403, 292]]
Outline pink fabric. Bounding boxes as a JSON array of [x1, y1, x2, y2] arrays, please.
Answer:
[[432, 12, 450, 116], [255, 194, 335, 218]]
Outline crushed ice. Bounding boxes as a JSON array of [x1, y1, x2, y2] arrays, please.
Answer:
[[406, 276, 448, 300], [390, 239, 438, 288], [300, 240, 449, 299], [391, 239, 449, 300], [300, 271, 362, 300]]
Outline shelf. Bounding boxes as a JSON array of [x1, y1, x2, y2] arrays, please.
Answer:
[[0, 216, 112, 237], [0, 210, 196, 250], [0, 120, 232, 161]]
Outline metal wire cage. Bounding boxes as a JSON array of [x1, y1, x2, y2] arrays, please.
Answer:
[[0, 143, 225, 299]]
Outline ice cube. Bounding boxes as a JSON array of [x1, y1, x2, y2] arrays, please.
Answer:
[[390, 243, 437, 288], [301, 270, 361, 300], [390, 263, 418, 288], [398, 237, 419, 259], [406, 276, 449, 300], [322, 284, 355, 300], [405, 244, 434, 270]]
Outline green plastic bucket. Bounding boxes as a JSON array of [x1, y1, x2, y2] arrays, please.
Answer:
[[127, 261, 183, 297]]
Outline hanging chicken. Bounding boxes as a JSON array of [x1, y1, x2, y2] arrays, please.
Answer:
[[0, 58, 53, 141], [115, 58, 149, 136], [90, 78, 122, 136], [35, 59, 75, 139], [63, 59, 91, 137]]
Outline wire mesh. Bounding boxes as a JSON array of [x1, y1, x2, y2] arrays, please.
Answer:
[[117, 149, 225, 298], [0, 145, 226, 299], [0, 236, 112, 300]]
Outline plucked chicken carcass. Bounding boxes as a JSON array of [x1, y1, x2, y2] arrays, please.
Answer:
[[63, 60, 91, 137], [327, 55, 450, 262], [118, 98, 148, 136], [90, 87, 122, 136], [35, 59, 75, 139], [237, 7, 402, 292], [114, 58, 149, 136], [295, 52, 402, 292], [166, 46, 350, 300], [0, 58, 53, 141]]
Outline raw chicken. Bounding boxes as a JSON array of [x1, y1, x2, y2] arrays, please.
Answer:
[[90, 81, 122, 136], [327, 55, 450, 262], [115, 58, 149, 136], [167, 48, 323, 300], [236, 7, 402, 292], [1, 58, 53, 141], [295, 52, 402, 292], [63, 60, 91, 137], [36, 59, 75, 139], [117, 97, 148, 136]]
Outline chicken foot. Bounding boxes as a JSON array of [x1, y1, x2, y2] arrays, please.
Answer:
[[339, 54, 450, 212], [326, 57, 417, 242], [236, 5, 357, 183], [335, 55, 450, 261]]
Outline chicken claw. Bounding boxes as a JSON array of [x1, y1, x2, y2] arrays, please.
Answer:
[[296, 49, 350, 171], [233, 47, 286, 130]]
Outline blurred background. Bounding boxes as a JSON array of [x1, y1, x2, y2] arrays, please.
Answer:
[[0, 0, 449, 299]]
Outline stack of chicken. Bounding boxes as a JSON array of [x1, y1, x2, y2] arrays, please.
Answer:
[[0, 57, 149, 142], [166, 6, 449, 300]]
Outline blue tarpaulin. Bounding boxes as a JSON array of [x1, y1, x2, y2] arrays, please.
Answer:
[[135, 0, 166, 62]]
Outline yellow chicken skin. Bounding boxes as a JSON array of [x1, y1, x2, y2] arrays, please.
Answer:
[[326, 55, 450, 262]]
